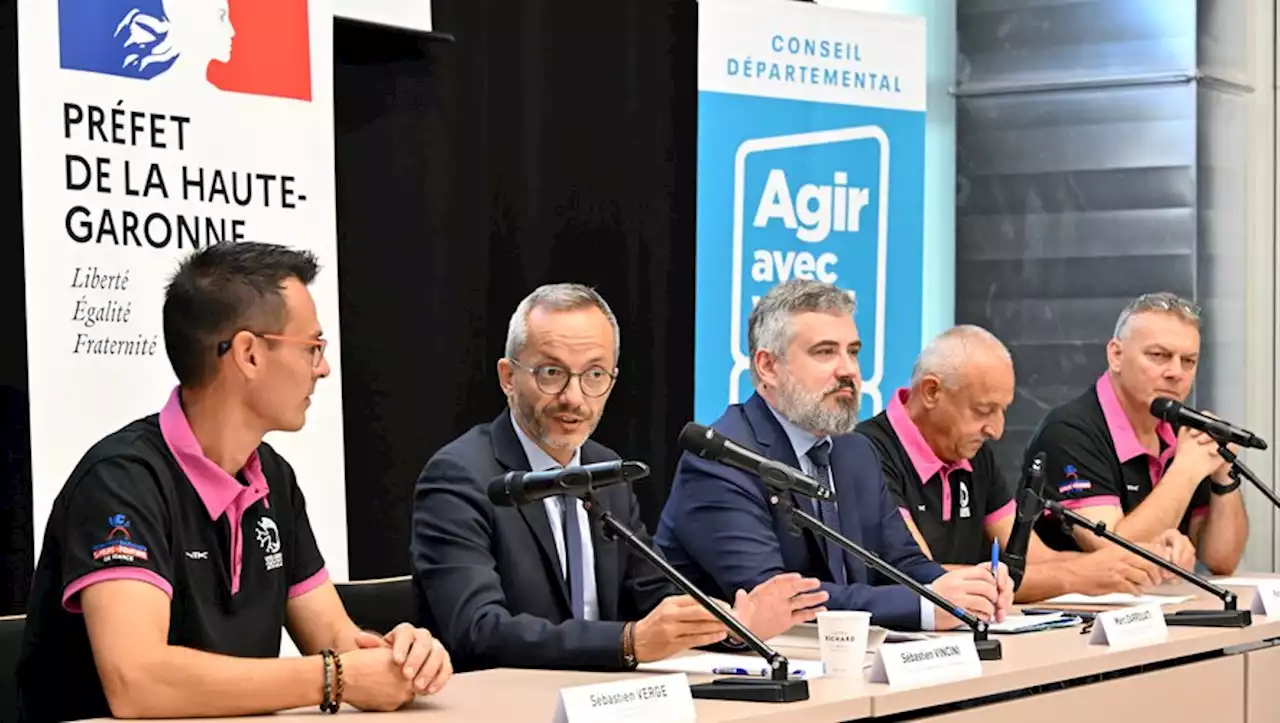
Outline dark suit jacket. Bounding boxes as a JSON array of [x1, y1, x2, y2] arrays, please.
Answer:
[[653, 394, 946, 630], [411, 410, 677, 672]]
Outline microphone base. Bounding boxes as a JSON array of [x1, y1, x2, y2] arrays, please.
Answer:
[[690, 677, 810, 703], [975, 637, 1003, 661], [1164, 609, 1252, 628]]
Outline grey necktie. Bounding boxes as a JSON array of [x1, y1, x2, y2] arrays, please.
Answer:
[[806, 440, 848, 585], [559, 494, 587, 619]]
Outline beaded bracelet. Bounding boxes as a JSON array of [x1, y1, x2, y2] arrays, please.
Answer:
[[320, 649, 340, 714]]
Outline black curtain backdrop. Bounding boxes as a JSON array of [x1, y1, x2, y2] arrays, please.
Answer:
[[0, 0, 35, 616], [0, 0, 703, 611], [333, 0, 699, 579]]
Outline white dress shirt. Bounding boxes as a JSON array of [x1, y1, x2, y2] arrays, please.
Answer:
[[511, 420, 600, 621]]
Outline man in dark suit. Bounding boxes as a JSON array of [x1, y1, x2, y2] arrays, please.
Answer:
[[655, 280, 1013, 631], [411, 283, 827, 673]]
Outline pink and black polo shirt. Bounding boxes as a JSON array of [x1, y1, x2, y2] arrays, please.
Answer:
[[856, 388, 1016, 566], [1025, 374, 1211, 552], [16, 387, 329, 723]]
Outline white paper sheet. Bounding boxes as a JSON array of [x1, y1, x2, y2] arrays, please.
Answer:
[[1041, 593, 1193, 606], [1213, 577, 1278, 587]]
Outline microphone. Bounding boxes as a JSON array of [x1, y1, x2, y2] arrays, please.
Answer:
[[1150, 398, 1267, 450], [1002, 452, 1047, 590], [678, 423, 832, 500], [487, 460, 650, 506], [1149, 398, 1280, 511]]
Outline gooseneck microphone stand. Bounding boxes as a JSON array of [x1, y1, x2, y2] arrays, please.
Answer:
[[1216, 442, 1280, 509], [1043, 499, 1251, 628], [770, 488, 1004, 661], [581, 488, 809, 703]]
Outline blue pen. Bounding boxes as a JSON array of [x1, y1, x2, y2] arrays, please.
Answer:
[[712, 667, 805, 677], [991, 539, 1000, 577]]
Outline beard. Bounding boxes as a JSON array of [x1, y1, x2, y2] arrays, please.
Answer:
[[511, 389, 600, 453], [774, 372, 861, 437]]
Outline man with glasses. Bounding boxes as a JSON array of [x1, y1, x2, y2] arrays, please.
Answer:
[[411, 283, 827, 673], [1025, 292, 1247, 574], [18, 242, 451, 723]]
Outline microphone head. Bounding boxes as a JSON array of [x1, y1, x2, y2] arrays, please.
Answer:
[[619, 460, 652, 482], [1149, 397, 1182, 422], [486, 471, 523, 507], [678, 422, 724, 458]]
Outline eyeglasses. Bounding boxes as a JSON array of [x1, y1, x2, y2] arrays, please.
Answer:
[[1133, 293, 1201, 320], [509, 359, 617, 398], [217, 331, 328, 369]]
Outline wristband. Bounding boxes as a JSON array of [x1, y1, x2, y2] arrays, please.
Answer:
[[1211, 478, 1242, 495], [621, 622, 637, 669]]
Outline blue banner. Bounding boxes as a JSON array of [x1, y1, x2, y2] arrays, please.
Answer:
[[695, 0, 927, 423]]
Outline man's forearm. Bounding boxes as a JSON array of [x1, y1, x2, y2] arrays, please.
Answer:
[[105, 646, 325, 718], [1011, 560, 1077, 603], [1112, 467, 1202, 543], [1199, 492, 1248, 574], [329, 620, 368, 653]]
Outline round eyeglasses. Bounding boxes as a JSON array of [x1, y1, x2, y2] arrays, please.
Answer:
[[508, 358, 616, 397]]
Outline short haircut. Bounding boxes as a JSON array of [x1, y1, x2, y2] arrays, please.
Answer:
[[504, 283, 620, 361], [748, 279, 855, 383], [910, 325, 1011, 387], [163, 242, 320, 387], [1113, 292, 1201, 339]]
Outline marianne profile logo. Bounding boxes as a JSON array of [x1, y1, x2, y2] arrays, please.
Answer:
[[56, 0, 313, 101]]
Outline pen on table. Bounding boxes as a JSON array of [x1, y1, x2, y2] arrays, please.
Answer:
[[1021, 608, 1096, 622], [712, 667, 805, 677]]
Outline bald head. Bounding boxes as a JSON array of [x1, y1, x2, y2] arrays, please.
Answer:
[[906, 325, 1014, 462], [911, 325, 1012, 389]]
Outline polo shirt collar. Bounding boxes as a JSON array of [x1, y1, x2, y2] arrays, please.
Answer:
[[510, 414, 582, 472], [1095, 373, 1176, 463], [886, 387, 972, 485], [158, 386, 270, 520]]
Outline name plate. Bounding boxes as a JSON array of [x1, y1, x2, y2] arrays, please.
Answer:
[[1088, 603, 1167, 649], [1250, 582, 1280, 617], [552, 673, 695, 723], [868, 637, 982, 687]]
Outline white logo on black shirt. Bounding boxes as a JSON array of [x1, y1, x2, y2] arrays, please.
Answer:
[[959, 482, 971, 519], [185, 550, 209, 560], [256, 517, 283, 571]]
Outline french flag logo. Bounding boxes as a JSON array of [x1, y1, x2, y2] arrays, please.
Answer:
[[1057, 464, 1092, 494], [56, 0, 313, 101]]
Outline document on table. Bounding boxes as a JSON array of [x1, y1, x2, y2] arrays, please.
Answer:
[[987, 612, 1081, 633], [637, 652, 827, 679], [1213, 577, 1278, 587], [1040, 593, 1193, 606]]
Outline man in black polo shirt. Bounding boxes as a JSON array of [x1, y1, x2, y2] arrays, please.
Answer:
[[859, 326, 1170, 601], [1025, 292, 1247, 574], [17, 243, 452, 723]]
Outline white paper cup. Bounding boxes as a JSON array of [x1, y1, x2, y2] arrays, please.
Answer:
[[817, 610, 872, 677]]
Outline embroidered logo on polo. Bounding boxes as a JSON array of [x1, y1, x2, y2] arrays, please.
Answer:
[[958, 482, 971, 519], [1059, 465, 1093, 494], [93, 513, 150, 563], [255, 516, 283, 571]]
